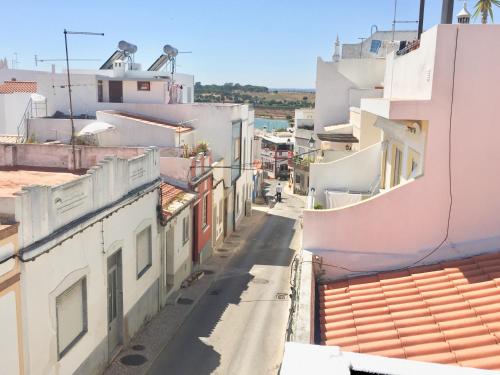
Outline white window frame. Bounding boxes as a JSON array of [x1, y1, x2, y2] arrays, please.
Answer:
[[56, 277, 88, 360], [182, 215, 190, 245], [136, 226, 152, 279], [202, 193, 209, 229]]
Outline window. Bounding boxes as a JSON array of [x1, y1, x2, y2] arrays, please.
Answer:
[[232, 121, 242, 183], [136, 226, 152, 278], [56, 278, 87, 359], [202, 193, 209, 229], [137, 81, 151, 91], [182, 216, 189, 244], [236, 193, 240, 214], [97, 80, 103, 102], [219, 201, 223, 224]]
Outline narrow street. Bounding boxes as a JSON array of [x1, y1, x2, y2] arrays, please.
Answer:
[[147, 185, 304, 375]]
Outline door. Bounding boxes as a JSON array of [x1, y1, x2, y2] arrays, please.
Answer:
[[109, 81, 123, 103], [107, 250, 123, 357], [192, 204, 198, 263], [165, 228, 174, 288]]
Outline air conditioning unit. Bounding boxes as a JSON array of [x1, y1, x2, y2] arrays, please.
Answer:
[[245, 199, 252, 217]]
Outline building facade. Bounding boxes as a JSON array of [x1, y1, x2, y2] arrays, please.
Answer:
[[1, 143, 162, 374]]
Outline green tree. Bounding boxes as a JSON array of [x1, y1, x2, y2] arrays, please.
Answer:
[[473, 0, 500, 23]]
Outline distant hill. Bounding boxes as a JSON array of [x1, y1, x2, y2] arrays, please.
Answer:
[[194, 82, 268, 94], [194, 82, 315, 120]]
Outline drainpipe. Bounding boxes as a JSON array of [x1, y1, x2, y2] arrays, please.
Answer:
[[441, 0, 454, 24], [418, 0, 425, 39]]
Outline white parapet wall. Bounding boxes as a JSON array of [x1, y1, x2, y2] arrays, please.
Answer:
[[309, 142, 381, 206], [0, 144, 160, 248]]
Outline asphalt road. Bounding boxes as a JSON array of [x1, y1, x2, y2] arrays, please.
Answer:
[[147, 188, 303, 375]]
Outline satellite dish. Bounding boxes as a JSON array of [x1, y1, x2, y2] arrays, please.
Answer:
[[118, 40, 137, 54], [163, 44, 178, 57]]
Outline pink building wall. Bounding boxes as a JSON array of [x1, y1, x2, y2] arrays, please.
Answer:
[[303, 25, 500, 280]]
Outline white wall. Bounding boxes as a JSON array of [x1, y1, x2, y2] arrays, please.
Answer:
[[0, 93, 31, 134], [309, 142, 381, 206], [0, 291, 20, 375], [5, 145, 159, 248], [21, 190, 160, 375], [383, 27, 437, 100], [166, 207, 192, 275], [95, 111, 178, 147], [314, 58, 385, 134], [122, 81, 166, 104], [28, 118, 94, 143], [341, 30, 418, 59], [212, 160, 225, 244]]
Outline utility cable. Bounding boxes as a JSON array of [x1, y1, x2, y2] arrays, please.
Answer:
[[302, 28, 460, 276]]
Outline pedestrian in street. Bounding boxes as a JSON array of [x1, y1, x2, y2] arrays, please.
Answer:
[[276, 182, 283, 202]]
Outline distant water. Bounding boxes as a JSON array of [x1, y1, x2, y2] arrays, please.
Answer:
[[255, 118, 289, 131]]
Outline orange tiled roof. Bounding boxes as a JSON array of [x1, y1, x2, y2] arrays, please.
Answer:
[[0, 81, 37, 94], [161, 182, 184, 207], [319, 252, 500, 371]]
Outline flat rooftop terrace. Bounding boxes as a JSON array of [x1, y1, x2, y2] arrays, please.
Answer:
[[0, 167, 83, 197]]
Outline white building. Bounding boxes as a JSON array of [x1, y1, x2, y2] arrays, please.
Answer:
[[314, 30, 417, 134], [259, 133, 292, 180], [0, 143, 164, 374]]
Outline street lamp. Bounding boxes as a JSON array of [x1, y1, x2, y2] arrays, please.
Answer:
[[64, 29, 104, 170]]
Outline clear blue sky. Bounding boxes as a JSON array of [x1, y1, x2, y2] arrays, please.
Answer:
[[0, 1, 495, 88]]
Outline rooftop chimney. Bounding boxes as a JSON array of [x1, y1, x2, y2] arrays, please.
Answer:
[[457, 1, 471, 24]]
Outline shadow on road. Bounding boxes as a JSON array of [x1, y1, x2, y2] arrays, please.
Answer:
[[148, 199, 299, 375]]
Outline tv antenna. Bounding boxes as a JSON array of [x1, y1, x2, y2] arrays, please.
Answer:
[[391, 0, 419, 41], [35, 54, 100, 66], [12, 52, 19, 69]]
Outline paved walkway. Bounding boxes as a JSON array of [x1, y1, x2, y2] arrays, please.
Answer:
[[104, 193, 303, 375]]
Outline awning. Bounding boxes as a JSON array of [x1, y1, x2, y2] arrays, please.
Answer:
[[317, 133, 359, 143]]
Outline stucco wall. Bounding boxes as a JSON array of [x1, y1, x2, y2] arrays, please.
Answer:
[[310, 142, 381, 206], [28, 118, 95, 143], [383, 27, 437, 100], [122, 80, 166, 104], [94, 111, 178, 148], [3, 145, 159, 248], [303, 25, 500, 280], [0, 93, 31, 134], [314, 58, 385, 134], [20, 191, 160, 375], [0, 226, 23, 375]]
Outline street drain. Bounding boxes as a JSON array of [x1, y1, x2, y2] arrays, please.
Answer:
[[219, 255, 228, 258], [217, 248, 229, 253], [203, 270, 214, 275], [209, 289, 221, 295], [251, 278, 269, 284], [177, 298, 194, 305], [132, 344, 145, 351], [120, 354, 147, 366]]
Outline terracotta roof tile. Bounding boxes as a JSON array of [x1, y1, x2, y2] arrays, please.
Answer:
[[0, 80, 36, 94], [318, 251, 500, 371]]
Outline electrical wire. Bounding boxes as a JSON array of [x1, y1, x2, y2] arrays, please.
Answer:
[[302, 28, 460, 276]]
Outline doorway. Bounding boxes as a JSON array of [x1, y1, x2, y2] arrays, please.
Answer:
[[107, 250, 123, 358], [192, 204, 199, 263], [109, 81, 123, 103]]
